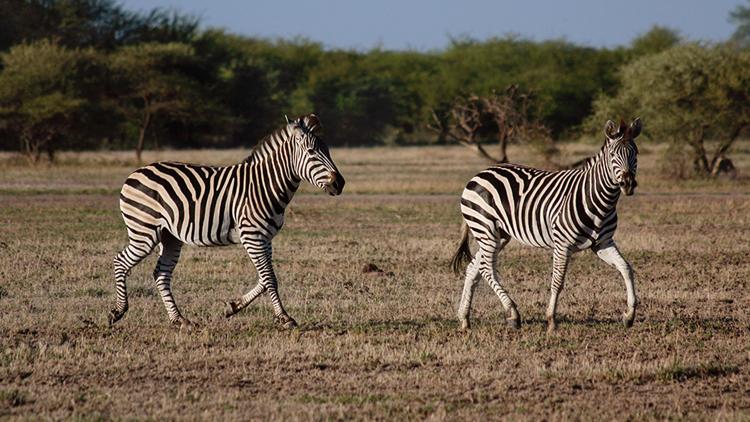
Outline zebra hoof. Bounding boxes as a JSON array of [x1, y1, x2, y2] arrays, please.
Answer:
[[507, 317, 521, 330], [223, 301, 239, 318], [276, 315, 298, 330], [108, 308, 126, 326], [459, 319, 471, 331], [546, 318, 557, 334], [622, 312, 635, 328], [173, 318, 196, 332]]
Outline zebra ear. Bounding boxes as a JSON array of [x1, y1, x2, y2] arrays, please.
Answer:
[[630, 117, 642, 139], [304, 113, 322, 133], [284, 114, 290, 125], [604, 120, 618, 139]]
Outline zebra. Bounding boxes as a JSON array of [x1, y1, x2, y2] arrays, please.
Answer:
[[451, 118, 641, 333], [109, 114, 345, 330]]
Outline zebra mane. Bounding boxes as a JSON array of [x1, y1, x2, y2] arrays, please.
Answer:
[[241, 115, 320, 165], [242, 124, 293, 164], [568, 142, 607, 170], [568, 118, 639, 170]]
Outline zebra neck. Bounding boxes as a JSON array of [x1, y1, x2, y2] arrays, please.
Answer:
[[245, 140, 300, 207], [244, 127, 290, 165]]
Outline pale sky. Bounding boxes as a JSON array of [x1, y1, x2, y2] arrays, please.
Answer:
[[120, 0, 745, 50]]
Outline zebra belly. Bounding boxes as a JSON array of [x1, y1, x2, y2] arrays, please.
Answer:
[[508, 231, 556, 249], [173, 204, 239, 247], [551, 209, 618, 252], [121, 163, 241, 247], [501, 214, 556, 249]]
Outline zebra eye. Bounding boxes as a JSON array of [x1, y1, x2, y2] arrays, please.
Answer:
[[306, 148, 316, 156]]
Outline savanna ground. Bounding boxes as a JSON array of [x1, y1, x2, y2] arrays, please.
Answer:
[[0, 142, 749, 420]]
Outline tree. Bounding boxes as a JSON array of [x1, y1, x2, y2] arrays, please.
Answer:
[[290, 52, 412, 146], [429, 86, 554, 163], [431, 37, 625, 138], [588, 44, 750, 176], [109, 42, 210, 160], [0, 0, 199, 52], [729, 0, 750, 48], [191, 31, 322, 146], [629, 26, 680, 57], [0, 40, 97, 162]]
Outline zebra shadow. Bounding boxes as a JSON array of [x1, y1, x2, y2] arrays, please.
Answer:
[[300, 315, 458, 335]]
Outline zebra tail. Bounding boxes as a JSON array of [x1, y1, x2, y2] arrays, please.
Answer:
[[450, 222, 472, 274]]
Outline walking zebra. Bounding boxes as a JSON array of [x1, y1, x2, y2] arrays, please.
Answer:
[[110, 114, 345, 330], [451, 118, 641, 332]]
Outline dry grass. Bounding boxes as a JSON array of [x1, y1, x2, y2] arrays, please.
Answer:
[[0, 144, 749, 420]]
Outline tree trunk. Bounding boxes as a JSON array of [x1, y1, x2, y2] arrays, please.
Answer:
[[46, 141, 55, 163], [498, 133, 509, 163], [709, 124, 746, 175], [136, 107, 151, 163], [22, 136, 40, 165], [689, 127, 710, 175], [458, 139, 501, 163], [32, 145, 41, 164]]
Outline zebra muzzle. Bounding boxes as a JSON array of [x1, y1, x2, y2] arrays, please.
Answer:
[[324, 171, 345, 196], [619, 174, 637, 196]]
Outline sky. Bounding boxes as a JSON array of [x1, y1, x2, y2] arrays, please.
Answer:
[[119, 0, 745, 50]]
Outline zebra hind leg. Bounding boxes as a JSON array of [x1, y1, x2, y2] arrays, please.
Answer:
[[152, 231, 193, 331], [477, 237, 521, 329], [223, 282, 265, 319], [457, 252, 481, 330], [110, 236, 157, 326]]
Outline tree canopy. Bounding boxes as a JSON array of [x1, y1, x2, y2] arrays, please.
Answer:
[[589, 43, 750, 176], [0, 0, 748, 173]]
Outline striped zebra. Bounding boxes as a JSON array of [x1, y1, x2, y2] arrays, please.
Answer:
[[451, 118, 641, 333], [109, 114, 345, 330]]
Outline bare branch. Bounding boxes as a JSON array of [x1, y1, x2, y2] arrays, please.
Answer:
[[436, 85, 556, 165]]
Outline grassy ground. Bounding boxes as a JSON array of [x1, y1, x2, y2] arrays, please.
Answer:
[[0, 144, 749, 420]]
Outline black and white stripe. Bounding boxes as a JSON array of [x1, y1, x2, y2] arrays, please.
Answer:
[[451, 118, 641, 332], [109, 114, 345, 329]]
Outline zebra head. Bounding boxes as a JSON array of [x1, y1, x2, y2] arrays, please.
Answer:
[[604, 118, 641, 196], [289, 114, 345, 196]]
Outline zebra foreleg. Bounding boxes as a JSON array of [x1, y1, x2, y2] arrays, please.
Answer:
[[153, 233, 193, 330], [222, 280, 298, 330], [457, 252, 481, 330], [593, 242, 637, 328], [110, 237, 156, 326], [477, 240, 521, 329], [228, 236, 297, 329], [546, 247, 571, 333]]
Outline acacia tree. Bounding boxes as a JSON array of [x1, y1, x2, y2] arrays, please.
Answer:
[[729, 0, 750, 48], [589, 44, 750, 176], [0, 0, 200, 52], [629, 26, 680, 57], [0, 40, 94, 163], [289, 52, 412, 146], [109, 42, 203, 161], [429, 85, 553, 163]]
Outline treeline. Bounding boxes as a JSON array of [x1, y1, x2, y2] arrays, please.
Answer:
[[0, 0, 748, 174]]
